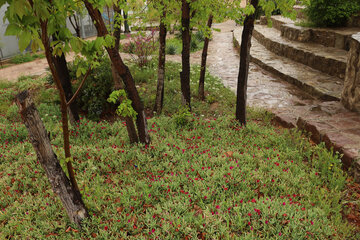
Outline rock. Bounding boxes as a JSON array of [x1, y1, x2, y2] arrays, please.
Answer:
[[341, 33, 360, 113]]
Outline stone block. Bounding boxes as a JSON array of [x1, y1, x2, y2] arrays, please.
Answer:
[[341, 33, 360, 113]]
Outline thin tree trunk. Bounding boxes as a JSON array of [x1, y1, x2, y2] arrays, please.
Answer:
[[112, 5, 138, 144], [40, 20, 80, 195], [180, 0, 191, 110], [83, 0, 150, 144], [154, 9, 167, 114], [125, 118, 139, 143], [16, 91, 88, 226], [69, 15, 81, 38], [52, 35, 80, 125], [123, 0, 130, 33], [112, 5, 123, 90], [236, 0, 259, 126], [198, 14, 213, 101]]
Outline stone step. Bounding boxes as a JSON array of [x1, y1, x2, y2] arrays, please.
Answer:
[[253, 24, 347, 79], [263, 15, 360, 51], [233, 28, 343, 101], [260, 15, 293, 31], [293, 5, 306, 19]]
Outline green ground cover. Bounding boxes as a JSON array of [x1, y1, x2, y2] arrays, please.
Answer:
[[0, 61, 358, 239]]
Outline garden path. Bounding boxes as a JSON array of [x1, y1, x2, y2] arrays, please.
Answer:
[[207, 20, 360, 179]]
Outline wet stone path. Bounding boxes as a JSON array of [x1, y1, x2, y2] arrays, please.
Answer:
[[207, 21, 360, 180]]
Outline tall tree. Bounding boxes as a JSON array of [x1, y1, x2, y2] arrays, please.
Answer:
[[180, 0, 191, 109], [83, 0, 151, 144], [235, 0, 296, 125], [236, 0, 258, 125], [52, 34, 80, 125], [123, 0, 131, 33], [2, 0, 91, 225], [153, 6, 167, 113], [198, 14, 213, 100]]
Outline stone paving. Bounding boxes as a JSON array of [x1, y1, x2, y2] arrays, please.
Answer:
[[207, 21, 360, 181]]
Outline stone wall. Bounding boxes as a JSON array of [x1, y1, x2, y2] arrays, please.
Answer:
[[342, 33, 360, 112], [348, 14, 360, 27]]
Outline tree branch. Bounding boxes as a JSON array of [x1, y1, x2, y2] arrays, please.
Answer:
[[66, 67, 91, 107]]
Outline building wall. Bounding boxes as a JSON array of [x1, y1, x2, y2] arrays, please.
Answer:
[[0, 4, 22, 59], [0, 5, 99, 60]]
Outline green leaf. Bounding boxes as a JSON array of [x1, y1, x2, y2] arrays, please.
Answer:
[[31, 39, 39, 53], [104, 35, 114, 48], [65, 157, 73, 163], [14, 0, 27, 18], [70, 38, 83, 53], [76, 67, 84, 78], [5, 24, 21, 36], [18, 31, 32, 52], [94, 37, 104, 50]]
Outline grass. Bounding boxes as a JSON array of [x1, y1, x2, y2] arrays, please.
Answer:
[[166, 32, 205, 55], [9, 52, 45, 64], [0, 61, 358, 239]]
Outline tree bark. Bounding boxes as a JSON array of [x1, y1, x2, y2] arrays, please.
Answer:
[[154, 9, 167, 114], [15, 91, 88, 226], [112, 5, 123, 90], [52, 34, 80, 125], [69, 14, 81, 38], [198, 14, 213, 101], [123, 0, 130, 33], [180, 0, 191, 110], [83, 0, 150, 144], [39, 19, 80, 195], [236, 0, 258, 126]]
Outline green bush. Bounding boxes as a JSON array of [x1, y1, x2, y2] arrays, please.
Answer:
[[305, 0, 360, 27], [173, 106, 192, 127], [166, 44, 177, 55], [73, 57, 114, 120], [190, 39, 199, 52], [194, 31, 205, 42]]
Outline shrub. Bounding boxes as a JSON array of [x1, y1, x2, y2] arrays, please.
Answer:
[[305, 0, 360, 27], [166, 44, 177, 55], [190, 39, 198, 52], [122, 31, 157, 67], [173, 106, 192, 127], [73, 57, 114, 120], [194, 31, 205, 42]]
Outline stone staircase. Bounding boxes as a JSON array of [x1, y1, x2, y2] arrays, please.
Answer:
[[235, 15, 360, 102], [232, 16, 360, 181]]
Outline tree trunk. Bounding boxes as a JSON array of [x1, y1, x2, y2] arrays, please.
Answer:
[[69, 14, 81, 38], [83, 0, 150, 144], [123, 0, 130, 33], [154, 9, 167, 114], [198, 14, 213, 101], [52, 36, 80, 125], [180, 0, 191, 110], [112, 5, 123, 90], [236, 0, 258, 126], [39, 20, 80, 196], [15, 91, 88, 226]]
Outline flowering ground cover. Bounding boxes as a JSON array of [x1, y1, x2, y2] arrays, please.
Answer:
[[0, 62, 359, 239]]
